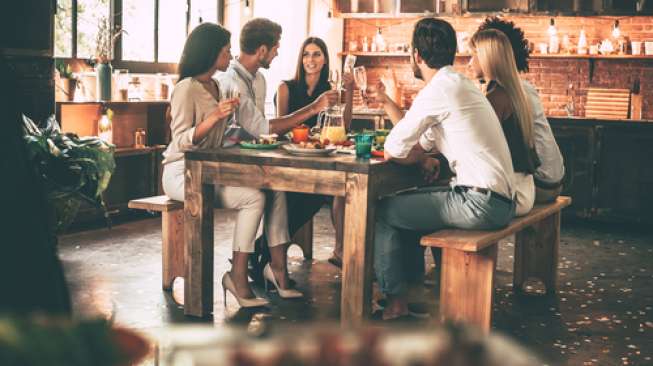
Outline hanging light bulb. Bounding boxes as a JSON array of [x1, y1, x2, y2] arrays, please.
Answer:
[[612, 20, 621, 39], [547, 18, 557, 37], [243, 0, 251, 17], [548, 18, 559, 54]]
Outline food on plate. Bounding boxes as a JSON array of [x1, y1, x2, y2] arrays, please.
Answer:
[[296, 140, 326, 149], [249, 133, 278, 145]]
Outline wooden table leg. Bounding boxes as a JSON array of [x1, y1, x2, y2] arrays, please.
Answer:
[[184, 160, 214, 317], [162, 209, 184, 291], [514, 212, 560, 295], [440, 245, 497, 333], [341, 173, 375, 327]]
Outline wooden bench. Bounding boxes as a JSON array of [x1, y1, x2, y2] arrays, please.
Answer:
[[128, 195, 314, 291], [420, 196, 572, 332]]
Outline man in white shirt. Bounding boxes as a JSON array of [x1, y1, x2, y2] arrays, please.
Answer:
[[369, 18, 516, 320], [217, 18, 336, 147], [216, 18, 337, 288]]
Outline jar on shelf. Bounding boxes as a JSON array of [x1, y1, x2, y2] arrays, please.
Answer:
[[134, 128, 147, 148], [128, 76, 143, 101]]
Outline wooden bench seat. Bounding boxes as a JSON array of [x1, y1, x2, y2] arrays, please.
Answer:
[[128, 195, 314, 291], [420, 196, 572, 332]]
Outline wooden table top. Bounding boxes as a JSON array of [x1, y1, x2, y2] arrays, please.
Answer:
[[185, 146, 394, 174]]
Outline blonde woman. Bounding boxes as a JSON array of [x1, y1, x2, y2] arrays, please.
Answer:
[[469, 29, 540, 216]]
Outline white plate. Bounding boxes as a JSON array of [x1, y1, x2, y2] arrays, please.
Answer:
[[282, 144, 337, 157]]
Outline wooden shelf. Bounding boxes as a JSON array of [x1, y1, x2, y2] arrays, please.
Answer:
[[115, 145, 166, 157], [338, 52, 653, 60], [56, 100, 170, 106]]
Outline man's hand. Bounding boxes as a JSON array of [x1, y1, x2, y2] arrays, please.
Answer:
[[420, 157, 441, 184], [312, 90, 339, 113], [366, 81, 390, 106]]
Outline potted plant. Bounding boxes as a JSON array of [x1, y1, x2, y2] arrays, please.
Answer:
[[95, 17, 126, 101], [23, 115, 116, 234], [54, 59, 78, 102]]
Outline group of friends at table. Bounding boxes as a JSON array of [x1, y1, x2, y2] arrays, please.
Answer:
[[160, 15, 565, 321]]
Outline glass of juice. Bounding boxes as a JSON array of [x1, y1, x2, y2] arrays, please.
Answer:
[[292, 125, 309, 143], [355, 133, 374, 158]]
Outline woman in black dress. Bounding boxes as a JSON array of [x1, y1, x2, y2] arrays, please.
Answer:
[[276, 37, 354, 267]]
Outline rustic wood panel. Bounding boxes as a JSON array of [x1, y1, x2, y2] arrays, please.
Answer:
[[186, 148, 388, 173], [128, 195, 183, 212], [201, 161, 348, 197], [421, 196, 571, 252], [162, 210, 185, 291], [440, 245, 498, 333], [514, 212, 561, 295], [184, 160, 215, 317], [341, 173, 375, 327]]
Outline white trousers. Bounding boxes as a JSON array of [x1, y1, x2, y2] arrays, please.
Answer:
[[162, 160, 289, 252]]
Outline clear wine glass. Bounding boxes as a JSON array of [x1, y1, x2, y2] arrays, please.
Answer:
[[353, 66, 368, 108], [328, 69, 342, 110], [223, 85, 240, 129]]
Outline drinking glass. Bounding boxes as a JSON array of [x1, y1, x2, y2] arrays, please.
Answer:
[[328, 69, 342, 108], [223, 85, 241, 129], [355, 133, 374, 158], [353, 66, 368, 108]]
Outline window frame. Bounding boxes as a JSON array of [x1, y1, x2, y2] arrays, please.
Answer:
[[56, 0, 224, 73]]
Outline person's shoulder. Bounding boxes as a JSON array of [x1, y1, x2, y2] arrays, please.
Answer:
[[520, 79, 538, 96], [171, 78, 197, 97]]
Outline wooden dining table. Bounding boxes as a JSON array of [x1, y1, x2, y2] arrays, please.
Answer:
[[183, 146, 422, 326]]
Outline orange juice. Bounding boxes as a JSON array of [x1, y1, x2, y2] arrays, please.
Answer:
[[321, 126, 347, 144]]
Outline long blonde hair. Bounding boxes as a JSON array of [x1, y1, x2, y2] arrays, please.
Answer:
[[470, 29, 534, 148]]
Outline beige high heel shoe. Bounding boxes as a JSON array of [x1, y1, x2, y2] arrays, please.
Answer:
[[263, 264, 303, 299], [221, 272, 269, 308]]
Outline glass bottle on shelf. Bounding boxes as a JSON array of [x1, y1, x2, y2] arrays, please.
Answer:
[[128, 76, 143, 101]]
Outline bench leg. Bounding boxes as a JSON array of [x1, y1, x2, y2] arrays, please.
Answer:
[[514, 212, 560, 295], [440, 245, 497, 333], [162, 210, 185, 291], [291, 218, 313, 260]]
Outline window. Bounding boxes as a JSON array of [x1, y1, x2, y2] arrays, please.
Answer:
[[53, 0, 223, 71], [122, 0, 155, 61], [54, 0, 73, 57], [159, 0, 188, 63], [77, 0, 111, 58]]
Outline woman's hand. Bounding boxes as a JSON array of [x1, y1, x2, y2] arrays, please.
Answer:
[[312, 90, 339, 113], [208, 98, 238, 123], [366, 81, 390, 106]]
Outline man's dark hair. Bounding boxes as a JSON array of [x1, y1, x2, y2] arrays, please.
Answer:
[[240, 18, 282, 55], [411, 18, 457, 69], [177, 23, 231, 82], [477, 16, 530, 72]]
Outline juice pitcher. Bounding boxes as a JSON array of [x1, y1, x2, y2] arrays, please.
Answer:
[[317, 109, 346, 145]]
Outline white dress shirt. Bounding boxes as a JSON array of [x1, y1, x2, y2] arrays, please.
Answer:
[[384, 66, 515, 199], [522, 80, 565, 184], [216, 59, 269, 146]]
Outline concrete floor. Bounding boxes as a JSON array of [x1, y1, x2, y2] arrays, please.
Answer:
[[59, 209, 653, 366]]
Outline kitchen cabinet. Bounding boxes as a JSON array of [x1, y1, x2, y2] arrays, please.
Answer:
[[465, 0, 530, 12], [550, 122, 597, 219], [535, 0, 652, 14], [550, 118, 653, 224]]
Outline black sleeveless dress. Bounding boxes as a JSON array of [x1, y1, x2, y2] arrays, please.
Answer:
[[274, 78, 331, 128]]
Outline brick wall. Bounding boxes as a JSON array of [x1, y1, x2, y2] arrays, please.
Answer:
[[343, 15, 653, 119]]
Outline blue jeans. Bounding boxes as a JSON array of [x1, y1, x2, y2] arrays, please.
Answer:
[[374, 186, 515, 296]]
